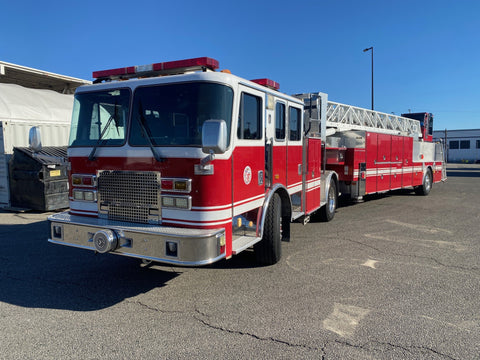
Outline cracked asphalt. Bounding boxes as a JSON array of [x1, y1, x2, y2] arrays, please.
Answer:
[[1, 164, 479, 359]]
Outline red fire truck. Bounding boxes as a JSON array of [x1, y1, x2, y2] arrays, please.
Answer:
[[44, 57, 446, 266]]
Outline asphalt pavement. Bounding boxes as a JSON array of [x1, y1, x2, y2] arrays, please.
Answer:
[[0, 164, 479, 359]]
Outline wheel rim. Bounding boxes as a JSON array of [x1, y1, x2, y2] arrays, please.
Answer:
[[328, 186, 336, 213], [425, 172, 432, 191]]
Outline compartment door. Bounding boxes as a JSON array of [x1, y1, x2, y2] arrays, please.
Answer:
[[365, 132, 377, 194], [377, 134, 391, 192], [391, 135, 403, 189], [402, 136, 413, 187], [305, 137, 321, 214]]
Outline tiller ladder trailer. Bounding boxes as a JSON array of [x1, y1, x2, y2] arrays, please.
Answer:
[[43, 57, 446, 266]]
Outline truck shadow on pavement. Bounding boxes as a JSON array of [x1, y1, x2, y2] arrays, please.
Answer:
[[0, 219, 179, 312]]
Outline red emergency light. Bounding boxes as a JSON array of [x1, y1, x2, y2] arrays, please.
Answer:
[[251, 78, 280, 91], [93, 57, 220, 82]]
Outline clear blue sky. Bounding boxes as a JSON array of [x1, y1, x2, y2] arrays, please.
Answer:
[[2, 0, 479, 130]]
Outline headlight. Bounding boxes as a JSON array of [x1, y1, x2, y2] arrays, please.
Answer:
[[73, 190, 96, 202], [175, 197, 189, 209], [162, 196, 191, 210], [73, 190, 84, 200], [84, 191, 95, 201], [162, 196, 175, 207]]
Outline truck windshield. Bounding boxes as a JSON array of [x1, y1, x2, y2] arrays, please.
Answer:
[[130, 82, 233, 147], [69, 89, 130, 147]]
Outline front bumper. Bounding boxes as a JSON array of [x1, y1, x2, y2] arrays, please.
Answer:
[[48, 212, 225, 266]]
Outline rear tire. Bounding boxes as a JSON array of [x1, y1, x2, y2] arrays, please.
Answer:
[[415, 169, 432, 196], [255, 193, 282, 265], [320, 178, 337, 222]]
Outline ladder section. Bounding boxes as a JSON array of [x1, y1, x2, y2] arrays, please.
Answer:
[[293, 92, 422, 139], [326, 101, 422, 137]]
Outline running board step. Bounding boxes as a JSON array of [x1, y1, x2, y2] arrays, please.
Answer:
[[232, 236, 262, 255], [292, 211, 304, 221]]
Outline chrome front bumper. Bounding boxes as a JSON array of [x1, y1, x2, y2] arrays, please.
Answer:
[[48, 212, 225, 266]]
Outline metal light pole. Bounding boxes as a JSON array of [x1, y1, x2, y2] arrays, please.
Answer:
[[363, 46, 374, 110]]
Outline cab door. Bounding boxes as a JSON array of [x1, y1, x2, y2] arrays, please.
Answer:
[[269, 101, 287, 186], [286, 105, 303, 211], [232, 86, 265, 216]]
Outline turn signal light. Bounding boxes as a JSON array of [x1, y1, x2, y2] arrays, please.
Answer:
[[72, 176, 82, 185], [82, 177, 93, 186], [161, 178, 191, 193], [72, 174, 96, 187], [161, 179, 174, 190], [174, 181, 188, 191]]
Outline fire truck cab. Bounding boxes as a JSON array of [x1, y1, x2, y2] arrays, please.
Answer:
[[46, 57, 445, 266]]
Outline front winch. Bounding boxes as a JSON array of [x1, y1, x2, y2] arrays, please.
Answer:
[[93, 229, 118, 253]]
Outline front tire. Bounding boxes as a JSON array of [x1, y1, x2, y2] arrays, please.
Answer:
[[255, 193, 282, 265], [415, 169, 432, 196]]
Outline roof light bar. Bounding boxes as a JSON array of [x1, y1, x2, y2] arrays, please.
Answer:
[[93, 57, 219, 82], [251, 78, 280, 91]]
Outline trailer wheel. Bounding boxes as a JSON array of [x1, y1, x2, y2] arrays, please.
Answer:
[[320, 178, 337, 222], [255, 193, 282, 265], [415, 169, 432, 196]]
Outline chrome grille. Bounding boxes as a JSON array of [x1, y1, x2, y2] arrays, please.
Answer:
[[97, 170, 161, 224]]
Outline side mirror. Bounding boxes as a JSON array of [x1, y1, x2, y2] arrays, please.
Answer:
[[202, 120, 227, 154], [29, 126, 42, 153]]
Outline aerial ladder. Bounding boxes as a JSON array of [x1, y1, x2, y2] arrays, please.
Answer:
[[294, 92, 423, 140], [294, 92, 446, 202]]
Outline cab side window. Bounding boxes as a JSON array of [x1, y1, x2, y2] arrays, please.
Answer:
[[275, 102, 286, 140], [238, 93, 262, 140], [289, 107, 301, 141]]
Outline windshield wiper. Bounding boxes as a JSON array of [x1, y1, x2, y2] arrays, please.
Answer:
[[137, 103, 164, 162], [88, 115, 115, 161], [88, 101, 120, 161]]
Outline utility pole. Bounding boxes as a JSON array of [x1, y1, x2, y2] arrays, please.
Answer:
[[363, 46, 374, 110]]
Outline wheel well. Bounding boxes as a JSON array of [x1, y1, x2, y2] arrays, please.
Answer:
[[275, 187, 292, 221], [423, 166, 433, 180], [329, 172, 340, 196]]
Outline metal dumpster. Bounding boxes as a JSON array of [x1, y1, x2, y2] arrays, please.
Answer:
[[9, 146, 69, 211]]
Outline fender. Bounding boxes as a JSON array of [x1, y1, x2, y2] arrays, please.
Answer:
[[321, 170, 339, 207], [257, 183, 291, 239]]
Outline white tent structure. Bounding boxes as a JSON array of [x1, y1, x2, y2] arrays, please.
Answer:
[[0, 83, 74, 206]]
